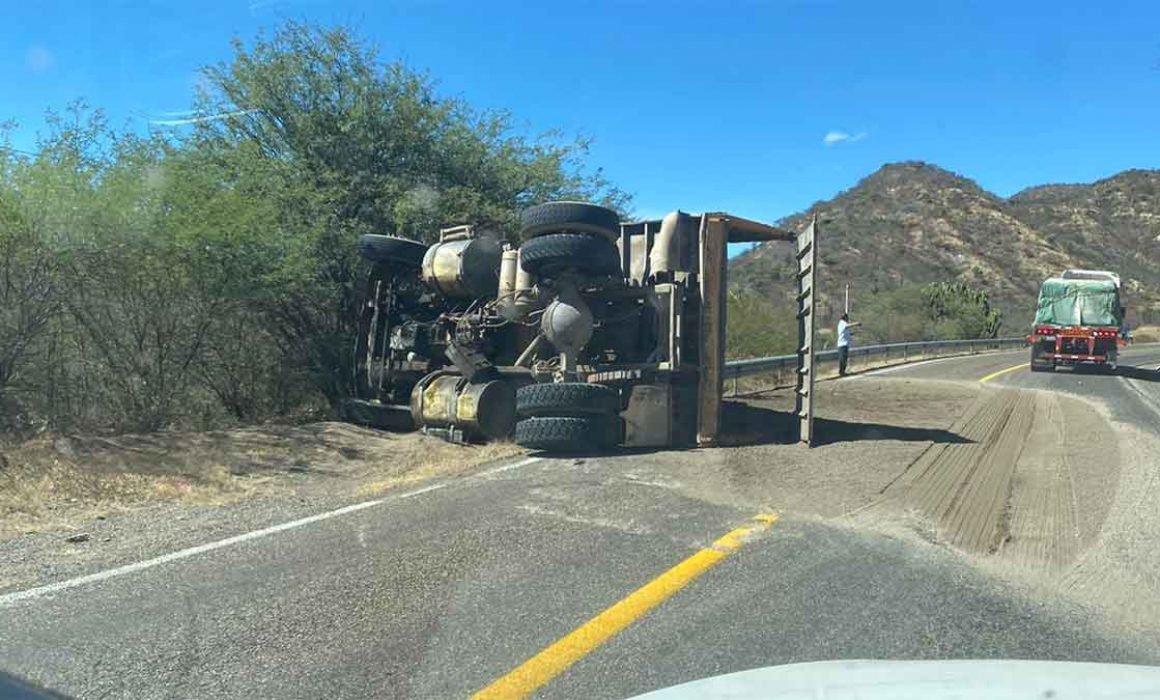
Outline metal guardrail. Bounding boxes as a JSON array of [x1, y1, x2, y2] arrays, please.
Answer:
[[722, 336, 1027, 383]]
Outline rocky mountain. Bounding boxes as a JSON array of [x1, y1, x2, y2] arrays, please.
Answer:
[[730, 162, 1160, 331]]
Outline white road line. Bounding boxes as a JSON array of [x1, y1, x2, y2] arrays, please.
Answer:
[[0, 455, 541, 608], [857, 348, 1030, 378], [477, 456, 542, 478], [1121, 376, 1160, 419], [858, 355, 975, 377]]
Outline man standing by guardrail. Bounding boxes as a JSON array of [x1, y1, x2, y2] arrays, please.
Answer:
[[837, 313, 862, 376]]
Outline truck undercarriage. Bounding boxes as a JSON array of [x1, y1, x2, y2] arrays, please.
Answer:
[[340, 202, 800, 452]]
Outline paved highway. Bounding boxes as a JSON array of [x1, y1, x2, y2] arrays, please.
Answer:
[[3, 347, 1159, 699], [886, 343, 1160, 431]]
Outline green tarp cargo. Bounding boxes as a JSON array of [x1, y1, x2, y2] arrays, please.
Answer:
[[1033, 278, 1122, 327]]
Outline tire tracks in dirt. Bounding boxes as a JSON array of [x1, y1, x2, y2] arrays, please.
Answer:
[[865, 387, 1116, 576]]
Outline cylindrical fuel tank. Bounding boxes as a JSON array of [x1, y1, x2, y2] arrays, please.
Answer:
[[410, 372, 517, 440], [421, 237, 502, 299]]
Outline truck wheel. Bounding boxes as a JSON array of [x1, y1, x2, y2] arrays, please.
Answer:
[[514, 415, 621, 453], [1029, 347, 1054, 373], [517, 382, 620, 417], [519, 233, 621, 278], [357, 234, 427, 267], [520, 201, 621, 243]]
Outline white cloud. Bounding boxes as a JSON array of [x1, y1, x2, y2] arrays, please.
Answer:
[[823, 130, 868, 146], [25, 46, 54, 73], [149, 109, 255, 126]]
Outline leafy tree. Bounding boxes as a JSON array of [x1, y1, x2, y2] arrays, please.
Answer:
[[0, 156, 58, 400], [854, 285, 932, 344], [855, 281, 1001, 344], [726, 291, 797, 359], [922, 281, 1002, 339]]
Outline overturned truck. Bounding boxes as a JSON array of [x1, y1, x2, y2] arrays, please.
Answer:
[[341, 202, 798, 452]]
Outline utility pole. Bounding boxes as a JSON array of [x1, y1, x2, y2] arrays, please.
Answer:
[[845, 283, 849, 315]]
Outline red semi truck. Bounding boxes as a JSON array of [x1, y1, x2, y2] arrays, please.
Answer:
[[1028, 269, 1127, 373]]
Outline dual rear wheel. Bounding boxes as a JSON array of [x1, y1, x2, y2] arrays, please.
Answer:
[[513, 203, 626, 454], [518, 202, 622, 279], [514, 382, 622, 453]]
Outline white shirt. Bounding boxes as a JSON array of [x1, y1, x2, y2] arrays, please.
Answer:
[[837, 320, 851, 348]]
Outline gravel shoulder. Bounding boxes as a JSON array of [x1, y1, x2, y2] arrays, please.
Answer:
[[0, 423, 521, 593]]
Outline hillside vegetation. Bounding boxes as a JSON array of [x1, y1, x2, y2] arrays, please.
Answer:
[[0, 22, 625, 437], [731, 162, 1160, 339]]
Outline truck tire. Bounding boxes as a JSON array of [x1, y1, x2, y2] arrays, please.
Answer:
[[520, 201, 621, 243], [1029, 347, 1054, 373], [519, 233, 621, 278], [514, 415, 620, 453], [517, 382, 620, 417], [357, 234, 427, 267]]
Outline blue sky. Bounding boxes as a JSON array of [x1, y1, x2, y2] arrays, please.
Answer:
[[5, 0, 1159, 236]]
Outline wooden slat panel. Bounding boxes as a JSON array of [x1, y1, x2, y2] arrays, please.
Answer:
[[696, 215, 728, 446]]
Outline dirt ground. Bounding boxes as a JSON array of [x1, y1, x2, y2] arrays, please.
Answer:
[[857, 387, 1119, 571], [708, 377, 1121, 576], [704, 377, 984, 517], [1131, 324, 1160, 343], [709, 375, 1158, 644], [0, 422, 521, 538]]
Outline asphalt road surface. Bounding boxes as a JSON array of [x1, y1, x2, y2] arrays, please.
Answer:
[[3, 347, 1160, 700], [886, 344, 1160, 433]]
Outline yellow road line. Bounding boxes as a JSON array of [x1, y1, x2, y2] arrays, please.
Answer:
[[979, 362, 1028, 384], [471, 513, 779, 700]]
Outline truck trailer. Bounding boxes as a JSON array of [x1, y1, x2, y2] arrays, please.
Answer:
[[1029, 269, 1126, 372]]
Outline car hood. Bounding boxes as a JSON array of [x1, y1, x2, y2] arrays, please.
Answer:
[[623, 659, 1160, 699]]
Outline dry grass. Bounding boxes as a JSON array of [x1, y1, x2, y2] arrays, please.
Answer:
[[356, 440, 522, 497], [0, 422, 524, 536], [1131, 325, 1160, 343]]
